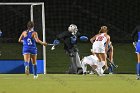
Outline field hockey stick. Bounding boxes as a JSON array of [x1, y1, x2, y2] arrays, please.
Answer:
[[51, 45, 56, 50], [107, 58, 118, 68], [48, 39, 60, 50], [47, 44, 55, 46], [47, 44, 55, 50]]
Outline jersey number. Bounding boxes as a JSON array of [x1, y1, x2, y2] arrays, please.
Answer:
[[96, 36, 104, 41], [27, 38, 32, 45]]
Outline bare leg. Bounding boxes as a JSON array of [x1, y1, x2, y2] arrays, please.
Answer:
[[23, 54, 30, 75], [31, 55, 38, 78], [136, 54, 140, 80]]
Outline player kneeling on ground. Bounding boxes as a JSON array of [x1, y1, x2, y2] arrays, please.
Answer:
[[81, 51, 105, 76]]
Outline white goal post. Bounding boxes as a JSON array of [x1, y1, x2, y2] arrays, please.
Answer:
[[0, 2, 46, 74]]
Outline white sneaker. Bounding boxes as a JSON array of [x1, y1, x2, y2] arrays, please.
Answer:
[[25, 66, 29, 75], [95, 68, 105, 76], [109, 72, 113, 74], [34, 75, 38, 79], [136, 75, 140, 80], [95, 68, 101, 76], [89, 71, 95, 75], [99, 73, 105, 76]]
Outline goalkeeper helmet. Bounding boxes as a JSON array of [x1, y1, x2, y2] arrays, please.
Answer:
[[68, 24, 78, 35]]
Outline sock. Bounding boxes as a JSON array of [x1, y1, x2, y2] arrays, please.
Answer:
[[81, 60, 87, 73], [136, 63, 140, 76], [108, 63, 113, 73], [24, 62, 29, 67], [33, 64, 37, 76]]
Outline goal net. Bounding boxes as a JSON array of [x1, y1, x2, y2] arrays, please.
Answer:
[[0, 2, 46, 74]]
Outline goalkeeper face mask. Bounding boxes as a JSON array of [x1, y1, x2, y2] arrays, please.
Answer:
[[68, 24, 78, 35]]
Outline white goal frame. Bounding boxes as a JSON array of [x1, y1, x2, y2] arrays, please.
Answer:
[[0, 2, 46, 74]]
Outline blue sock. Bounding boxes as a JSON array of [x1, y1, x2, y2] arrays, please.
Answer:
[[33, 65, 37, 76], [109, 64, 113, 73], [24, 62, 29, 67], [136, 63, 140, 76]]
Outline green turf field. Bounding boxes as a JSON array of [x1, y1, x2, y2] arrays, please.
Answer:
[[0, 74, 139, 93]]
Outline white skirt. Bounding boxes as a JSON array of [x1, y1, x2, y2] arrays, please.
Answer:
[[92, 41, 105, 53]]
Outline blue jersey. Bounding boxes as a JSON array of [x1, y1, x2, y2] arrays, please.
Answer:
[[131, 26, 140, 53], [132, 25, 140, 42], [138, 32, 140, 42], [22, 31, 37, 55], [23, 31, 36, 48], [135, 32, 140, 53]]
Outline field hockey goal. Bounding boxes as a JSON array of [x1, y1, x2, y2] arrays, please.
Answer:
[[0, 2, 46, 74]]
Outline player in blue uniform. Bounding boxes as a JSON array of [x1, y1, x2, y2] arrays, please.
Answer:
[[132, 25, 140, 80], [106, 42, 118, 74], [0, 30, 2, 56], [18, 21, 47, 79]]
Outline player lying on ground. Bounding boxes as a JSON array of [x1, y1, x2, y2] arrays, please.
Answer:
[[18, 21, 47, 79], [81, 51, 105, 76]]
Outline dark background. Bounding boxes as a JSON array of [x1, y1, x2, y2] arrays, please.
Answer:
[[0, 0, 138, 73], [0, 0, 140, 43]]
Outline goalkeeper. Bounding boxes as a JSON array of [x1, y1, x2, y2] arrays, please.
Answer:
[[56, 24, 88, 74]]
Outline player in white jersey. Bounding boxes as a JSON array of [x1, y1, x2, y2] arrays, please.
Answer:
[[90, 26, 110, 70], [81, 50, 105, 76]]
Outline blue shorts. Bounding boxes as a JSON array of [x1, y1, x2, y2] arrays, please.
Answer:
[[22, 47, 37, 55], [136, 42, 140, 53]]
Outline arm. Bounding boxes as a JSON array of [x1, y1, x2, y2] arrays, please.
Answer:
[[105, 34, 110, 53], [18, 33, 24, 43], [108, 45, 113, 63], [90, 35, 97, 43], [33, 32, 47, 46], [56, 31, 67, 41], [131, 26, 137, 42], [104, 34, 110, 68], [76, 31, 81, 38], [132, 26, 138, 47]]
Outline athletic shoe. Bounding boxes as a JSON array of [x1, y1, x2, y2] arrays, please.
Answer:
[[83, 72, 86, 75], [89, 71, 95, 75], [34, 74, 38, 79], [109, 72, 113, 74], [100, 74, 105, 76], [136, 75, 140, 80], [95, 69, 102, 76], [95, 68, 105, 76], [25, 66, 29, 75]]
